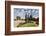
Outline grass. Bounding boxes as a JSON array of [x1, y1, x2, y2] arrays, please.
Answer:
[[17, 21, 36, 27]]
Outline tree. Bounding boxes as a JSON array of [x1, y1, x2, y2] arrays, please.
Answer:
[[25, 13, 32, 23], [16, 16, 21, 20], [28, 15, 32, 23], [35, 17, 39, 25], [25, 13, 29, 23]]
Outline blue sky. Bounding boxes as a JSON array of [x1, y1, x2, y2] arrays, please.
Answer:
[[14, 8, 39, 19]]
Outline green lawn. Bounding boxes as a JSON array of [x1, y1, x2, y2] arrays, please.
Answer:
[[17, 21, 37, 27]]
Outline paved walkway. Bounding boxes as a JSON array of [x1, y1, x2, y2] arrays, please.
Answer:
[[14, 20, 25, 27]]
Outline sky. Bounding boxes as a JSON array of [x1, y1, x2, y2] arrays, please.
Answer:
[[14, 8, 39, 19]]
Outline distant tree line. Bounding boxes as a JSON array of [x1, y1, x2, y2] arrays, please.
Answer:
[[14, 12, 39, 25]]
